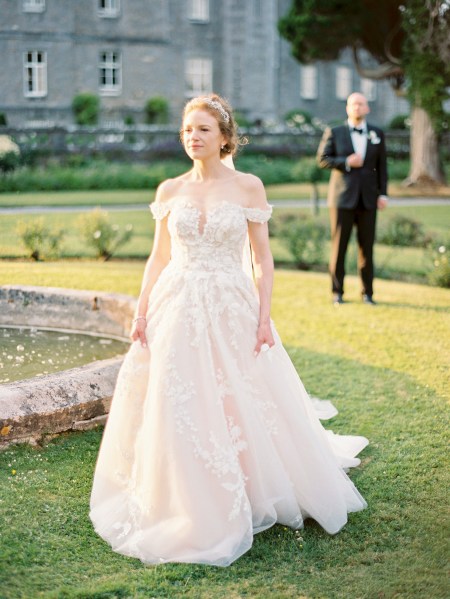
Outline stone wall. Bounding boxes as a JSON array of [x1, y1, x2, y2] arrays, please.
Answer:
[[0, 0, 410, 127]]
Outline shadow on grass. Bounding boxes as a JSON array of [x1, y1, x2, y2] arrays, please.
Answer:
[[0, 348, 447, 599]]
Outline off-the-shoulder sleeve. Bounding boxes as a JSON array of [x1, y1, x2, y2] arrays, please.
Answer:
[[149, 200, 171, 220], [244, 205, 273, 223]]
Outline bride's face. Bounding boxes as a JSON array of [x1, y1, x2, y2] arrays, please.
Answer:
[[182, 109, 226, 161]]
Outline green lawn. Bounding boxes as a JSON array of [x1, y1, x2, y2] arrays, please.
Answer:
[[0, 189, 156, 208], [0, 210, 155, 260], [2, 200, 449, 285], [0, 184, 327, 207], [1, 181, 450, 208], [1, 266, 449, 598]]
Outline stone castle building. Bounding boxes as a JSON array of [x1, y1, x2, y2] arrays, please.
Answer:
[[0, 0, 408, 127]]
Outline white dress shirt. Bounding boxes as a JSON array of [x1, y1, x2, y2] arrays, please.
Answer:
[[346, 120, 388, 204], [349, 119, 368, 160]]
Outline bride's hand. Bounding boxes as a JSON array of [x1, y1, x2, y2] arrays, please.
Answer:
[[131, 317, 148, 348], [254, 321, 275, 356]]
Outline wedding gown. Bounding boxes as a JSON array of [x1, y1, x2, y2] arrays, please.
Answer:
[[90, 198, 368, 567]]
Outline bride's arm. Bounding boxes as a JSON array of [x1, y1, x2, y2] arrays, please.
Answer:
[[245, 176, 275, 355], [131, 189, 172, 347]]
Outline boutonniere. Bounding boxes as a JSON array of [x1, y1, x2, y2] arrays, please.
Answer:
[[368, 130, 381, 144]]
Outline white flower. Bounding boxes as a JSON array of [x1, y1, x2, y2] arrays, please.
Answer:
[[93, 230, 101, 239], [438, 245, 446, 254], [293, 114, 305, 124], [368, 130, 381, 144]]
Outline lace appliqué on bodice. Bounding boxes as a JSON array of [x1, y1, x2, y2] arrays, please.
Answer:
[[150, 198, 272, 224], [150, 198, 272, 274]]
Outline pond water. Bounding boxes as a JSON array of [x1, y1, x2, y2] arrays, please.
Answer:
[[0, 327, 129, 384]]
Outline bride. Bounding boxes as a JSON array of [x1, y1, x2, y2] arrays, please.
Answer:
[[89, 93, 368, 566]]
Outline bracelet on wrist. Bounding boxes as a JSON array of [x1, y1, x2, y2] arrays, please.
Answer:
[[133, 316, 147, 323]]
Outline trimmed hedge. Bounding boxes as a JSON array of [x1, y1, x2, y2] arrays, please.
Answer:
[[0, 156, 412, 193]]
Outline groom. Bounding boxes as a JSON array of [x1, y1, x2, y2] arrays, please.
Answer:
[[317, 92, 388, 305]]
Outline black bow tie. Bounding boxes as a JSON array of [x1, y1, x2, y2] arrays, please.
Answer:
[[351, 127, 364, 134]]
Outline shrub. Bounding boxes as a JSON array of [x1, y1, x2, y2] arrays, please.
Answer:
[[279, 216, 327, 269], [72, 93, 100, 125], [427, 243, 450, 288], [16, 218, 65, 261], [0, 157, 416, 193], [234, 155, 297, 185], [283, 110, 327, 134], [284, 109, 313, 127], [77, 209, 134, 260], [291, 158, 327, 183], [386, 158, 410, 180], [0, 135, 20, 174], [388, 114, 410, 130], [268, 211, 298, 238], [144, 96, 169, 125], [378, 214, 428, 247], [234, 112, 253, 128], [0, 113, 7, 126], [0, 151, 20, 174]]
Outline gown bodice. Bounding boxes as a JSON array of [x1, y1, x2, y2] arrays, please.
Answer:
[[150, 199, 272, 274]]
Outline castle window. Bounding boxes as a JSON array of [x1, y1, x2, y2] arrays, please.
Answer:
[[23, 51, 47, 97], [98, 0, 120, 18], [336, 66, 352, 100], [361, 78, 377, 101], [99, 51, 121, 95], [185, 59, 212, 97], [22, 0, 45, 12], [300, 65, 317, 100], [189, 0, 209, 22]]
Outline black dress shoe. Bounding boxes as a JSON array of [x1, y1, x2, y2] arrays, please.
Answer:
[[333, 293, 344, 305], [362, 294, 376, 305]]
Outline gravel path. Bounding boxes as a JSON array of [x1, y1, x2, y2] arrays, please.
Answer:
[[0, 197, 449, 214]]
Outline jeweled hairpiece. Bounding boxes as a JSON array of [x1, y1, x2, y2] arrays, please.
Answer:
[[203, 98, 230, 123]]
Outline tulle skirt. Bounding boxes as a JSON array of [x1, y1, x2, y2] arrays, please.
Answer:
[[90, 268, 368, 566]]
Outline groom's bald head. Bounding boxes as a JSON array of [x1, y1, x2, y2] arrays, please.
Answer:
[[346, 93, 370, 124]]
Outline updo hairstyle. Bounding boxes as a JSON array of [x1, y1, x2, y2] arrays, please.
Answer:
[[181, 93, 246, 158]]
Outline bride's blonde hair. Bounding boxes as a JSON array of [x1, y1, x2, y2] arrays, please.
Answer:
[[181, 93, 246, 158]]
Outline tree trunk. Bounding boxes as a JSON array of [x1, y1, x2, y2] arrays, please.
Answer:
[[405, 106, 446, 186]]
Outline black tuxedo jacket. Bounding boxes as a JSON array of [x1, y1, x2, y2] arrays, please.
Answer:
[[317, 123, 388, 209]]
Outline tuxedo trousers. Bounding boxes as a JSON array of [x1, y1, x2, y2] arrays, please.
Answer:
[[329, 204, 377, 297]]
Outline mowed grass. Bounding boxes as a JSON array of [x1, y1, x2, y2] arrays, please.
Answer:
[[1, 179, 450, 208], [0, 265, 449, 599], [1, 201, 449, 285], [0, 210, 156, 260], [0, 184, 329, 207], [0, 189, 156, 208]]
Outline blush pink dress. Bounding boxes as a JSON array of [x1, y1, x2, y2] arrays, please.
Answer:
[[90, 199, 368, 566]]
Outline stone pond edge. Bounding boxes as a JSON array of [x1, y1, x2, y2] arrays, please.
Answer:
[[0, 285, 136, 447]]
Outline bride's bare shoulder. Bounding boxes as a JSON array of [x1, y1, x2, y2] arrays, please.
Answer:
[[155, 173, 190, 203], [234, 171, 263, 188], [234, 171, 268, 209]]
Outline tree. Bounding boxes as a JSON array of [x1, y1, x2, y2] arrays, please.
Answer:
[[278, 0, 450, 186]]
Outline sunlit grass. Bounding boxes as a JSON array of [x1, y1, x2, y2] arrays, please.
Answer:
[[0, 266, 448, 597], [1, 179, 449, 208], [1, 202, 449, 286]]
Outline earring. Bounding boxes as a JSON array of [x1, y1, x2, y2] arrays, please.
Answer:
[[221, 145, 225, 149]]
